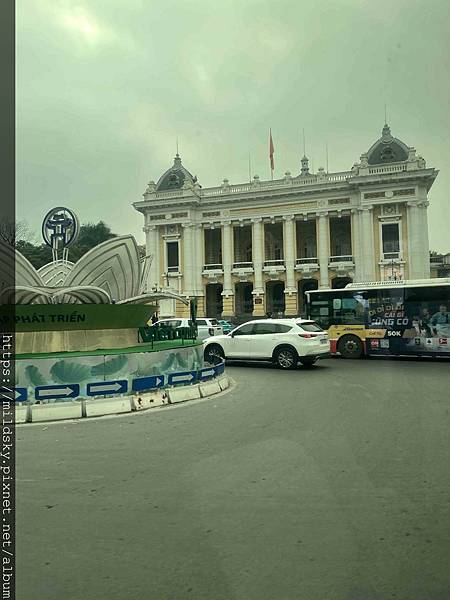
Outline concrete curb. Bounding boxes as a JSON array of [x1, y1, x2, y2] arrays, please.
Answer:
[[84, 397, 133, 418], [199, 380, 221, 397], [130, 390, 169, 411], [16, 404, 29, 424], [16, 373, 230, 424], [30, 402, 83, 422], [168, 385, 201, 403]]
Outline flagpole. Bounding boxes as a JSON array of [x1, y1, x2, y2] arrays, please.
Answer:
[[248, 152, 251, 183], [269, 128, 274, 181]]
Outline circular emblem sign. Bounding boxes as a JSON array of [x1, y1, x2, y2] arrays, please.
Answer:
[[42, 207, 80, 250]]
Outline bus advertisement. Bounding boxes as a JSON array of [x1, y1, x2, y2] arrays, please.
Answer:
[[306, 279, 450, 358]]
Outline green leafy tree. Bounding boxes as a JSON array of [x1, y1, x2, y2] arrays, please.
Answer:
[[68, 221, 117, 263], [17, 221, 118, 269]]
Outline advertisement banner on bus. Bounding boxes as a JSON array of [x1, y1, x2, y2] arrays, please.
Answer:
[[366, 297, 450, 356]]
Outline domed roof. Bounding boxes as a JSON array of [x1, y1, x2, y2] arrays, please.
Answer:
[[155, 154, 198, 191], [366, 124, 409, 165]]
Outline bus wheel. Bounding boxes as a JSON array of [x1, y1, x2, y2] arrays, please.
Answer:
[[337, 335, 364, 359]]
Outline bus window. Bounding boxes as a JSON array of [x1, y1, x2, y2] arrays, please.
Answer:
[[405, 286, 450, 337], [367, 288, 405, 327], [327, 293, 366, 325], [309, 297, 331, 329], [309, 292, 366, 327]]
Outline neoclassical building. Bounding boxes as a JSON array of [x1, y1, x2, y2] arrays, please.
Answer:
[[133, 124, 438, 318]]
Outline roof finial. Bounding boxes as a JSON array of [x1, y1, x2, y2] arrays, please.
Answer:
[[176, 136, 179, 157], [302, 128, 306, 157], [384, 104, 387, 125]]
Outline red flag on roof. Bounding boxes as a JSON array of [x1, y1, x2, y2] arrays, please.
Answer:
[[269, 129, 274, 172]]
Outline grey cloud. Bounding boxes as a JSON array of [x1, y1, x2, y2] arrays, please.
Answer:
[[16, 0, 449, 251]]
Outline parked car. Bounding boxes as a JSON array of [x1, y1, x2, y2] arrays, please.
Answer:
[[218, 319, 234, 334], [203, 318, 330, 369], [154, 317, 223, 341]]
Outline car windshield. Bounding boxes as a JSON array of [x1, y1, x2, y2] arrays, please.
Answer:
[[209, 319, 219, 325]]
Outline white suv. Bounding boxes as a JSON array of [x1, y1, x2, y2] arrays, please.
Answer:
[[155, 318, 223, 341], [203, 319, 330, 369]]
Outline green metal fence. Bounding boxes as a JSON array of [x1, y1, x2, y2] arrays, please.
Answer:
[[138, 324, 197, 347]]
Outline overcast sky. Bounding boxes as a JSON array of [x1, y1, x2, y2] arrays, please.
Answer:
[[16, 0, 449, 251]]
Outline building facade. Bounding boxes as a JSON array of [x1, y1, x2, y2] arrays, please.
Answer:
[[133, 124, 438, 318]]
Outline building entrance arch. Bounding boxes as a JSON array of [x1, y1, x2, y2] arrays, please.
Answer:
[[235, 282, 253, 317], [298, 279, 318, 316], [331, 277, 352, 289], [205, 283, 223, 318], [265, 281, 285, 316]]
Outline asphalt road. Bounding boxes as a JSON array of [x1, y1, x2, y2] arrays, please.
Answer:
[[17, 357, 450, 600]]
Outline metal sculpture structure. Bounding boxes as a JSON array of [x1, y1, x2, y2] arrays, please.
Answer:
[[42, 206, 80, 263], [0, 232, 189, 308]]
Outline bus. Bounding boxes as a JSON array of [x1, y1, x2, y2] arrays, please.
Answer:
[[306, 278, 450, 358]]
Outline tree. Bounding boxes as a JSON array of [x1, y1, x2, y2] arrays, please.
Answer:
[[66, 221, 117, 263], [16, 221, 118, 270], [15, 240, 51, 269], [0, 219, 36, 247]]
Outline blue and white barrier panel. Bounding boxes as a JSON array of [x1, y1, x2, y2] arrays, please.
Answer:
[[86, 380, 128, 397], [13, 362, 226, 402], [1, 387, 28, 403]]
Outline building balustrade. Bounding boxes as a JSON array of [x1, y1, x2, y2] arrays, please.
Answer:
[[203, 263, 223, 271], [368, 164, 407, 175], [264, 259, 285, 267], [232, 262, 253, 269], [296, 257, 318, 265], [381, 252, 401, 261], [329, 255, 354, 264]]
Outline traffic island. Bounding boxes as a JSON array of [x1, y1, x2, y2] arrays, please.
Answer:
[[3, 226, 229, 425], [16, 370, 229, 423]]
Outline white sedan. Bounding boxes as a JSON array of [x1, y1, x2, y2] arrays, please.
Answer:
[[203, 318, 330, 369]]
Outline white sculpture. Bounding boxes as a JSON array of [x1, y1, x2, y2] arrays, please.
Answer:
[[0, 236, 154, 305]]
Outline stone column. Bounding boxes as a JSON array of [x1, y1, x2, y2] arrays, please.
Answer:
[[284, 215, 297, 314], [252, 217, 265, 316], [407, 201, 422, 279], [182, 223, 194, 297], [317, 212, 329, 288], [144, 224, 160, 291], [221, 221, 234, 316], [194, 224, 205, 315], [351, 209, 362, 282], [419, 201, 430, 278], [360, 205, 375, 281]]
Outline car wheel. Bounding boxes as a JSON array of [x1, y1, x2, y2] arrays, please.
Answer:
[[299, 357, 317, 368], [337, 335, 363, 359], [204, 344, 224, 365], [274, 346, 298, 370]]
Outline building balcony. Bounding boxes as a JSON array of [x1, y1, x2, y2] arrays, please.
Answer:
[[233, 261, 253, 269], [329, 255, 354, 265], [263, 259, 286, 277], [329, 256, 355, 278], [295, 257, 319, 275], [203, 263, 223, 270], [380, 252, 402, 262], [166, 266, 181, 275], [232, 261, 254, 276], [264, 259, 284, 266], [296, 257, 318, 264], [202, 264, 223, 284]]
